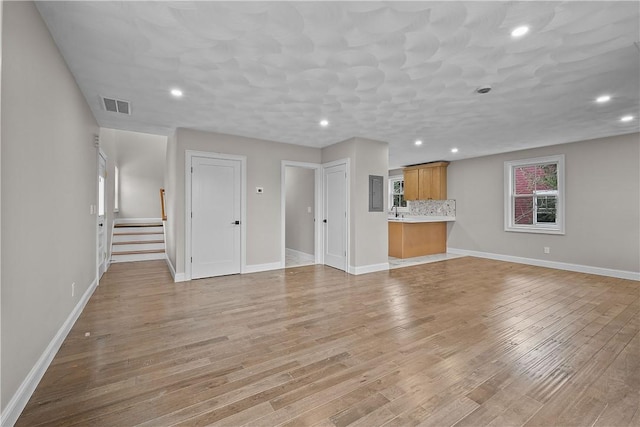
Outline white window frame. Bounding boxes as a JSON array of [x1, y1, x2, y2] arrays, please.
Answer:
[[389, 175, 409, 212], [113, 165, 120, 212], [504, 154, 565, 235]]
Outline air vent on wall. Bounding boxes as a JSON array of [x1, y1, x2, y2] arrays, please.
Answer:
[[101, 96, 131, 115]]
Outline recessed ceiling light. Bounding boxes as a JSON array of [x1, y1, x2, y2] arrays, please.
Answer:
[[170, 89, 183, 97], [319, 119, 329, 127], [451, 148, 459, 153], [620, 115, 634, 122], [595, 95, 611, 103], [415, 140, 423, 146], [511, 26, 529, 37]]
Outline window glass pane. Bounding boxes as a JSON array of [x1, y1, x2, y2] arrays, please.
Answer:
[[514, 165, 536, 195], [536, 195, 557, 223], [98, 176, 105, 216], [536, 164, 558, 191], [514, 196, 533, 224], [399, 195, 406, 207], [393, 180, 402, 194], [114, 166, 119, 210]]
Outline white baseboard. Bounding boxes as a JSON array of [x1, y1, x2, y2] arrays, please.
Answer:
[[447, 248, 640, 281], [1, 277, 98, 427], [164, 256, 186, 282], [243, 262, 282, 274], [165, 255, 176, 279], [348, 262, 390, 275]]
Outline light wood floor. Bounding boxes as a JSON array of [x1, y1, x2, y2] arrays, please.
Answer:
[[17, 258, 639, 426]]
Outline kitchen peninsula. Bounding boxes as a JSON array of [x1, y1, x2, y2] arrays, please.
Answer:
[[389, 161, 454, 258], [388, 216, 455, 258]]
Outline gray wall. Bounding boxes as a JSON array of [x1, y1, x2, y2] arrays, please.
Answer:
[[447, 133, 640, 274], [166, 128, 321, 275], [164, 131, 177, 270], [285, 166, 315, 255], [102, 128, 167, 219], [322, 137, 389, 269], [1, 0, 99, 411]]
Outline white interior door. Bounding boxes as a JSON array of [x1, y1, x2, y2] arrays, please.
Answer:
[[191, 156, 241, 279], [97, 152, 107, 278], [323, 163, 347, 271]]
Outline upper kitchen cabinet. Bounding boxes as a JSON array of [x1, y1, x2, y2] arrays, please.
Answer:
[[403, 161, 449, 200], [403, 168, 419, 200]]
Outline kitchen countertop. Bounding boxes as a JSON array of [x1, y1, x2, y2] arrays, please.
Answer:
[[388, 216, 455, 223]]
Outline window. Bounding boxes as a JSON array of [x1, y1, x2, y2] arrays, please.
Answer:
[[389, 176, 408, 211], [114, 166, 120, 212], [98, 175, 105, 216], [504, 155, 564, 234]]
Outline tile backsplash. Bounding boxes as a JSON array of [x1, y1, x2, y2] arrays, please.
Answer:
[[408, 199, 456, 217]]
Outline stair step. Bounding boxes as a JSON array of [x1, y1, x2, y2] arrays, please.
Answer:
[[114, 227, 164, 234], [114, 231, 163, 236], [114, 223, 162, 228], [112, 249, 165, 256], [112, 242, 165, 252], [112, 240, 164, 245], [111, 252, 166, 263]]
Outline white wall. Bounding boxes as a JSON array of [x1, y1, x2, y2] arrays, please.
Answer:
[[104, 128, 167, 219], [1, 0, 99, 415], [166, 128, 321, 275], [322, 137, 389, 270], [285, 166, 315, 255], [447, 133, 640, 275]]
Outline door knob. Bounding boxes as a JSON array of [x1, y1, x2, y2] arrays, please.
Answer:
[[231, 220, 240, 225], [323, 219, 327, 223]]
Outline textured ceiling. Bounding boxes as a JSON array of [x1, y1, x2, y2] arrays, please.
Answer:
[[36, 1, 639, 168]]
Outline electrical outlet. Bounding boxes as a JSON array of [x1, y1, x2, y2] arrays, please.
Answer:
[[71, 282, 75, 297], [544, 247, 550, 254]]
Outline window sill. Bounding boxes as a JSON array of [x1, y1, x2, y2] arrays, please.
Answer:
[[505, 226, 565, 235]]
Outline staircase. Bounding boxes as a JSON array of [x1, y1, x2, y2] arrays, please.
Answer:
[[111, 221, 165, 263]]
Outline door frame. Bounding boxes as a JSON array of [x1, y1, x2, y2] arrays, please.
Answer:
[[97, 149, 108, 279], [322, 158, 351, 272], [185, 150, 247, 281], [280, 161, 323, 268]]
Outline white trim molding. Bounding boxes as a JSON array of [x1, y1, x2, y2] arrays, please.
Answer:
[[244, 262, 282, 274], [349, 262, 390, 275], [164, 255, 186, 282], [1, 277, 99, 427], [165, 255, 176, 279], [447, 247, 640, 281]]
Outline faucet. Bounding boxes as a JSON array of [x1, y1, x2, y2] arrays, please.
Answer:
[[393, 206, 399, 217]]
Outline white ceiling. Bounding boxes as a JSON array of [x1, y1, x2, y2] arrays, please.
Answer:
[[36, 1, 639, 168]]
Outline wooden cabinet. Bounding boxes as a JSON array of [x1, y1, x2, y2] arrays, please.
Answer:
[[403, 161, 449, 200], [403, 168, 419, 201], [389, 221, 447, 258]]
